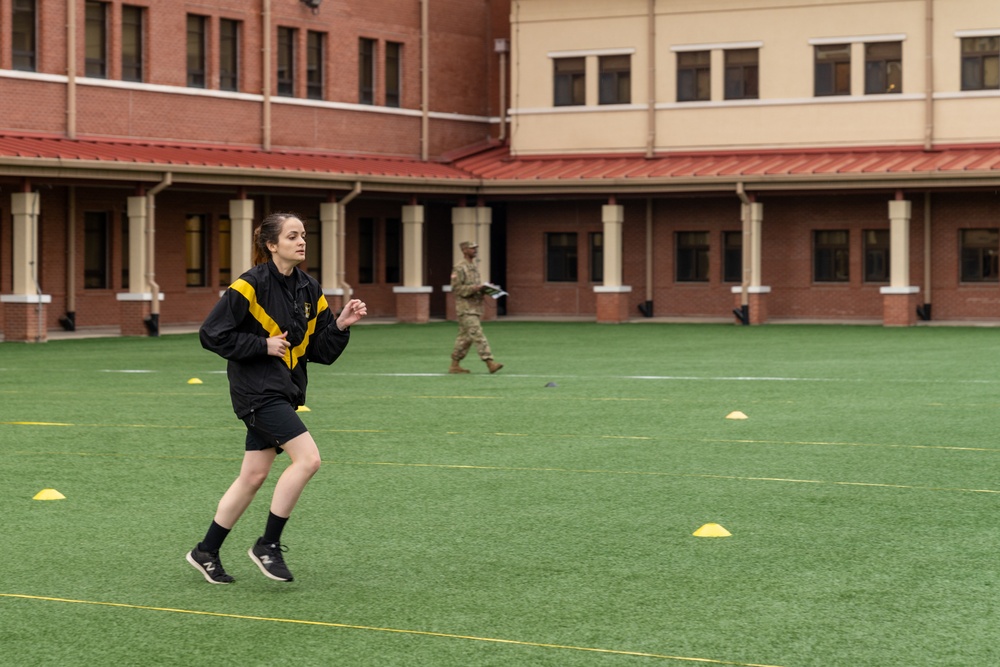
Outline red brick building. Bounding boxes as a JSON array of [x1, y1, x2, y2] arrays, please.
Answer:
[[2, 0, 1000, 341]]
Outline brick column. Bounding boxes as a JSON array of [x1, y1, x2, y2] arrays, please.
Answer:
[[594, 202, 632, 323], [880, 199, 919, 326], [1, 192, 50, 342], [117, 196, 164, 336], [393, 204, 432, 323]]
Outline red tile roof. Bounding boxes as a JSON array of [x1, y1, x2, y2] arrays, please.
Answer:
[[2, 132, 1000, 193]]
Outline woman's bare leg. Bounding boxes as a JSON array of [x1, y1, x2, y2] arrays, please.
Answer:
[[269, 431, 322, 518], [214, 449, 278, 528]]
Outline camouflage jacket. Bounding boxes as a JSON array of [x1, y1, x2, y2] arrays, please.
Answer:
[[451, 259, 484, 316]]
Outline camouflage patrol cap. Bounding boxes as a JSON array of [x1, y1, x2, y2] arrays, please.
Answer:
[[459, 241, 479, 250]]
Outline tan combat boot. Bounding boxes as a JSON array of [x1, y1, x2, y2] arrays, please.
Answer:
[[486, 359, 504, 374], [449, 360, 470, 374]]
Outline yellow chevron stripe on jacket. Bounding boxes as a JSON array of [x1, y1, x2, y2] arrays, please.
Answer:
[[230, 280, 327, 370]]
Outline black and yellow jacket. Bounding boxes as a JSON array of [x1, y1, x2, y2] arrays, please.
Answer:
[[200, 260, 350, 418]]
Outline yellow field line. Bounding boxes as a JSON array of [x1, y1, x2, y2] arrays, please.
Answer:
[[0, 593, 783, 667], [332, 460, 1000, 495]]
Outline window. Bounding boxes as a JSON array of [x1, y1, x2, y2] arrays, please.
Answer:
[[85, 1, 107, 78], [218, 216, 231, 287], [277, 27, 296, 96], [961, 37, 1000, 91], [358, 217, 374, 283], [960, 229, 999, 282], [815, 44, 850, 96], [305, 217, 321, 276], [307, 31, 324, 100], [724, 48, 758, 100], [863, 230, 890, 282], [186, 15, 206, 88], [677, 51, 710, 102], [359, 38, 375, 104], [599, 55, 631, 105], [185, 214, 207, 287], [220, 19, 240, 92], [121, 5, 143, 82], [676, 232, 710, 282], [723, 231, 742, 282], [385, 218, 401, 283], [385, 41, 402, 108], [546, 233, 578, 282], [589, 232, 604, 282], [814, 230, 849, 282], [84, 212, 109, 289], [12, 0, 36, 72], [865, 42, 902, 94], [553, 57, 585, 106]]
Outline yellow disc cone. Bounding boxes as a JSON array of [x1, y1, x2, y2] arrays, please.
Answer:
[[725, 411, 748, 420], [33, 489, 66, 500], [296, 405, 311, 412], [187, 378, 203, 385], [693, 523, 731, 537]]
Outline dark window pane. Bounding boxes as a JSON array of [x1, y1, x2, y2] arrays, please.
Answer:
[[84, 211, 109, 289], [277, 27, 296, 96], [358, 218, 375, 283], [599, 54, 631, 105], [12, 0, 37, 72], [863, 229, 890, 282], [121, 5, 143, 82], [960, 228, 999, 282], [187, 15, 206, 87], [546, 232, 578, 282], [677, 50, 710, 102], [814, 230, 850, 282], [676, 231, 709, 282], [359, 38, 375, 104], [307, 31, 324, 100], [385, 218, 401, 283], [725, 49, 758, 100], [86, 1, 107, 78], [723, 231, 742, 282], [220, 19, 240, 91], [385, 42, 402, 108], [185, 214, 207, 287], [590, 232, 603, 282], [554, 57, 585, 106]]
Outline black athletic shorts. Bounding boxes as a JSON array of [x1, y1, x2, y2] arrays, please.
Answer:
[[242, 400, 308, 453]]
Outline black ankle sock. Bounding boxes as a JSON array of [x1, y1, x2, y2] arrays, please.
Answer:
[[263, 511, 289, 543], [199, 521, 231, 553]]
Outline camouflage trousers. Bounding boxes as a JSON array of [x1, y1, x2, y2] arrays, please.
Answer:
[[451, 313, 493, 362]]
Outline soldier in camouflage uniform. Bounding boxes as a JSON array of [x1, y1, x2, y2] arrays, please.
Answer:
[[450, 241, 503, 374]]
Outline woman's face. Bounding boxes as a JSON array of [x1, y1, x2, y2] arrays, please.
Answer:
[[267, 217, 307, 270]]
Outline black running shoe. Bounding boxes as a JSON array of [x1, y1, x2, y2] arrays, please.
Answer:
[[186, 546, 235, 584], [248, 538, 294, 582]]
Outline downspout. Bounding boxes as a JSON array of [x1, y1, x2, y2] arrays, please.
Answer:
[[923, 0, 934, 151], [60, 186, 77, 331], [645, 0, 656, 158], [421, 0, 430, 161], [498, 48, 507, 142], [262, 0, 272, 151], [67, 0, 77, 139], [29, 187, 43, 342], [735, 182, 751, 325], [920, 192, 933, 320], [639, 198, 653, 316], [337, 182, 362, 300], [145, 173, 173, 336]]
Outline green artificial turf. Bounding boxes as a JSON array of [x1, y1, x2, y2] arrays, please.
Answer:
[[3, 322, 1000, 666]]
